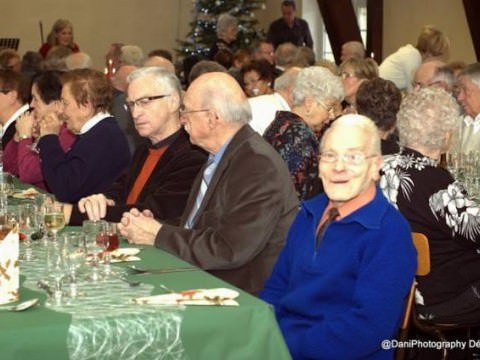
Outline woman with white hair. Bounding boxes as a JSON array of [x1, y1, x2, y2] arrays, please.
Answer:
[[380, 87, 480, 323], [264, 66, 344, 200], [208, 13, 238, 59]]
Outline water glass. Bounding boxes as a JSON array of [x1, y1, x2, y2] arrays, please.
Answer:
[[82, 219, 107, 282], [63, 232, 86, 298], [45, 239, 67, 306]]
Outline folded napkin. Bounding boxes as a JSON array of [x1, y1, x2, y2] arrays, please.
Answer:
[[13, 188, 40, 199], [110, 248, 141, 263], [88, 248, 141, 263], [131, 288, 240, 306]]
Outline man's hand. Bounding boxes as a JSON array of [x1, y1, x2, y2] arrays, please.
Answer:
[[78, 193, 115, 221], [118, 208, 161, 245]]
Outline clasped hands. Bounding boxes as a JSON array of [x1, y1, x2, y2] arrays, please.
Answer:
[[73, 194, 161, 245]]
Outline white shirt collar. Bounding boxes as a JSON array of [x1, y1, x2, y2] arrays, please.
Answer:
[[273, 92, 290, 111], [79, 112, 112, 135], [463, 114, 480, 134], [2, 104, 29, 137]]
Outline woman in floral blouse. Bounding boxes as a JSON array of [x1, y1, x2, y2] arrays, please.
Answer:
[[380, 87, 480, 323], [263, 66, 344, 200]]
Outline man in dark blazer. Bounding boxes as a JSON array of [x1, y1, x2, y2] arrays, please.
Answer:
[[119, 72, 299, 295], [64, 67, 206, 225]]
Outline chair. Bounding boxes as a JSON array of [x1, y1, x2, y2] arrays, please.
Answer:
[[396, 232, 474, 360], [0, 38, 20, 51], [395, 232, 430, 360]]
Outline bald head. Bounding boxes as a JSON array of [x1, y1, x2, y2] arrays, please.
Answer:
[[413, 60, 446, 88], [112, 65, 137, 92], [181, 72, 251, 153], [341, 41, 365, 62], [143, 56, 175, 73], [188, 72, 250, 124]]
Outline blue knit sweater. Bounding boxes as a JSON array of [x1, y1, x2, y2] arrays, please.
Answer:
[[261, 187, 416, 359], [38, 117, 130, 203]]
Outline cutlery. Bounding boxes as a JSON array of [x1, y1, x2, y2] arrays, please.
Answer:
[[128, 265, 199, 275], [0, 298, 39, 312], [118, 276, 142, 287], [37, 280, 54, 296]]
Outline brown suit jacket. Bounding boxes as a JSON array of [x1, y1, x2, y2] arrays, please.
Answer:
[[157, 125, 299, 294]]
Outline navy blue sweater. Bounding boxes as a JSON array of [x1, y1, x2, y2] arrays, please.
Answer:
[[38, 117, 130, 203]]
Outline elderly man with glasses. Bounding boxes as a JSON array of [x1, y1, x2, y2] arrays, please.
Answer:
[[64, 67, 206, 225], [454, 62, 480, 154], [118, 71, 299, 295], [261, 114, 416, 359]]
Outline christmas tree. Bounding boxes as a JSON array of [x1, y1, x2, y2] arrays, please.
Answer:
[[177, 0, 266, 59]]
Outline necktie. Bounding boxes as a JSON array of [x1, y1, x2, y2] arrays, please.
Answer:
[[185, 158, 216, 229], [315, 207, 339, 249]]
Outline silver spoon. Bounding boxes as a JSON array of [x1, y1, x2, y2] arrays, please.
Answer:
[[0, 298, 39, 312]]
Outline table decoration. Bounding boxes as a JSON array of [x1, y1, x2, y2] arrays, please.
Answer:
[[0, 225, 19, 304]]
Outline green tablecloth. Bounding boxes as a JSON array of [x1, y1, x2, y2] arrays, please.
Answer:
[[1, 236, 291, 360]]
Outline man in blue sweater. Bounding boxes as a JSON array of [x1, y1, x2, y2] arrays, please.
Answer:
[[261, 114, 416, 359]]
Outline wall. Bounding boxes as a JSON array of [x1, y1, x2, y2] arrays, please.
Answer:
[[382, 0, 475, 63], [1, 0, 193, 70], [0, 0, 475, 71]]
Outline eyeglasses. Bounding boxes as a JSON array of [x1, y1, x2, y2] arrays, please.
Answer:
[[320, 151, 377, 165], [340, 71, 357, 79], [179, 104, 210, 116], [411, 80, 443, 89], [125, 94, 170, 111], [0, 89, 11, 94], [318, 100, 335, 112]]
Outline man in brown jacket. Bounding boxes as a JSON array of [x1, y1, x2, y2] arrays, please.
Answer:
[[119, 72, 299, 294]]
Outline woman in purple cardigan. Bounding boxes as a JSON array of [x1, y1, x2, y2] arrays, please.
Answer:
[[37, 68, 130, 203], [3, 71, 75, 190]]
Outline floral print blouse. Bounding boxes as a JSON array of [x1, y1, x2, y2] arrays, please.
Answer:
[[263, 110, 319, 200], [380, 147, 480, 307]]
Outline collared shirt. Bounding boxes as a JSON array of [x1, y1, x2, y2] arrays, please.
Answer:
[[79, 112, 112, 135], [267, 17, 313, 48], [206, 136, 233, 177], [317, 183, 376, 229], [463, 113, 480, 134], [1, 104, 29, 138]]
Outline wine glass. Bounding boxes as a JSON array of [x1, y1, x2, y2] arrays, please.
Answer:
[[35, 194, 54, 246], [63, 232, 86, 298], [43, 203, 65, 243], [0, 176, 13, 211], [45, 238, 67, 307], [19, 204, 38, 261], [82, 219, 106, 282], [97, 222, 119, 277]]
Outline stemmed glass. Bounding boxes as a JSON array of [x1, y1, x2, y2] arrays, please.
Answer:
[[19, 204, 38, 261], [43, 203, 65, 243], [82, 219, 106, 282], [97, 222, 120, 277], [45, 238, 67, 307], [63, 232, 86, 298], [0, 174, 14, 211]]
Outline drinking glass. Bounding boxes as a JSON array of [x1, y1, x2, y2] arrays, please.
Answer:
[[45, 239, 67, 306], [35, 194, 54, 246], [0, 175, 13, 212], [63, 232, 86, 298], [43, 203, 65, 243], [97, 222, 119, 277], [19, 204, 38, 261], [82, 219, 106, 282]]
